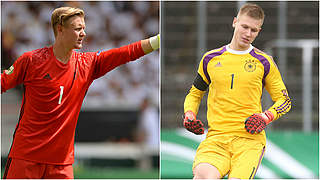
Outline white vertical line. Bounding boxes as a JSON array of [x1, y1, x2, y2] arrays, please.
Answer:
[[302, 45, 313, 132], [197, 1, 207, 62]]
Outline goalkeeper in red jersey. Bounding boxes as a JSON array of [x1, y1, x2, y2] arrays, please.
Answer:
[[1, 6, 159, 179], [183, 3, 291, 179]]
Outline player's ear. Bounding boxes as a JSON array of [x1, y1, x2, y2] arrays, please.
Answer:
[[232, 17, 237, 28], [57, 24, 63, 35]]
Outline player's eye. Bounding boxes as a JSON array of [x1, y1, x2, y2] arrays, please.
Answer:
[[242, 25, 248, 29]]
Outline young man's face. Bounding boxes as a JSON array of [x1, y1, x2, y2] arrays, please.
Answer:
[[60, 16, 86, 49], [232, 14, 263, 50]]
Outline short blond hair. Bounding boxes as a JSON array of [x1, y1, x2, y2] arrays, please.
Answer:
[[238, 3, 264, 22], [51, 7, 85, 37]]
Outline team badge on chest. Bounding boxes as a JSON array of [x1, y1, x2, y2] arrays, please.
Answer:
[[244, 59, 257, 72]]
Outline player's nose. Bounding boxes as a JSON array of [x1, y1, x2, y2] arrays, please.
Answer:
[[80, 30, 86, 37], [245, 29, 251, 37]]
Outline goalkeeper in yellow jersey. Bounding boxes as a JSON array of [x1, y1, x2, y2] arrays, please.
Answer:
[[183, 3, 291, 179]]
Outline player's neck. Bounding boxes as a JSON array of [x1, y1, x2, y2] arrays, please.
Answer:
[[52, 41, 73, 64], [229, 40, 251, 52]]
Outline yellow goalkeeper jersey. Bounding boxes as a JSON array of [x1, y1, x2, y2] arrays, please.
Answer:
[[184, 44, 291, 144]]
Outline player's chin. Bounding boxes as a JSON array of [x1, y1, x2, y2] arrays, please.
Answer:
[[74, 44, 83, 49], [239, 41, 251, 48]]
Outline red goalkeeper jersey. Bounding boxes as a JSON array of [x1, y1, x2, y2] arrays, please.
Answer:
[[1, 41, 145, 165]]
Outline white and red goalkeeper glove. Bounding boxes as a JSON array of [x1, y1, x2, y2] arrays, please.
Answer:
[[149, 34, 160, 50], [183, 111, 204, 135], [245, 110, 274, 134]]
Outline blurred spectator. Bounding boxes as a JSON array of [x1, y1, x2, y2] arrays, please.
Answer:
[[136, 97, 160, 147], [2, 31, 16, 70], [1, 1, 159, 109]]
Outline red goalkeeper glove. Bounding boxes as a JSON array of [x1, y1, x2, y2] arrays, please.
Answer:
[[183, 111, 204, 135], [245, 110, 274, 134]]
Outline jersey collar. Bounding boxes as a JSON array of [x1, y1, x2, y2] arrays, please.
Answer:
[[226, 44, 253, 55]]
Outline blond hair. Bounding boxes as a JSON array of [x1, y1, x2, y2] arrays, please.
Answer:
[[238, 3, 264, 22], [51, 7, 85, 37]]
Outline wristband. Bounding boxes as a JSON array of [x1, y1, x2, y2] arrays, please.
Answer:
[[263, 110, 274, 124], [185, 110, 196, 120]]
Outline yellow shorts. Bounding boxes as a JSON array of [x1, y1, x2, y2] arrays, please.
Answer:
[[193, 134, 265, 179]]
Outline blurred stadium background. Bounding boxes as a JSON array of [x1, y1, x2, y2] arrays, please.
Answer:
[[161, 1, 319, 179], [1, 1, 159, 178]]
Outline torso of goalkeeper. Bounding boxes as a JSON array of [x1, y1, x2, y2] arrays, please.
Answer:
[[184, 43, 292, 145]]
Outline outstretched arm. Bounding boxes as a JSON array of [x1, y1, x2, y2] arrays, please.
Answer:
[[91, 34, 160, 80], [141, 34, 160, 54]]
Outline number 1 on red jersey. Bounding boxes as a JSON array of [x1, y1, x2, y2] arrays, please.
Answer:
[[58, 86, 64, 104]]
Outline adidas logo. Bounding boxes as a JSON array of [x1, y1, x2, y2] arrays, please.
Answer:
[[43, 73, 52, 80], [215, 62, 222, 67]]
